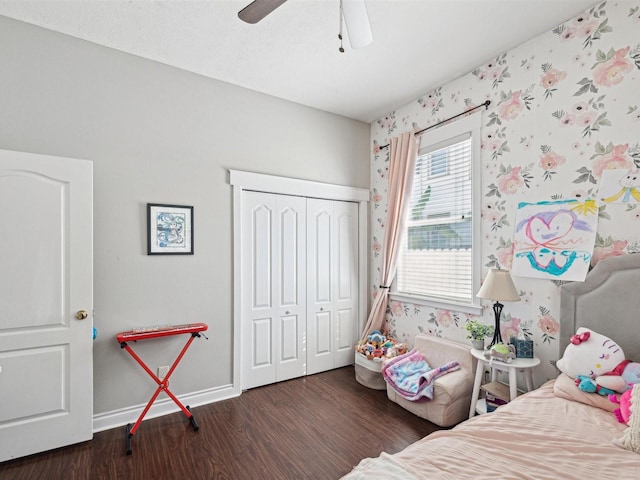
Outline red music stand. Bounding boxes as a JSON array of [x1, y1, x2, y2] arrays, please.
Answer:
[[116, 322, 208, 454]]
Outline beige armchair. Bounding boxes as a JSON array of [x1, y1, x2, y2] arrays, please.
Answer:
[[386, 334, 476, 427]]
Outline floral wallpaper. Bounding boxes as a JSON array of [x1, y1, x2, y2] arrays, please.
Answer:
[[370, 1, 640, 385]]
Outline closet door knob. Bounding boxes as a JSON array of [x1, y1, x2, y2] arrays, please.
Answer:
[[320, 307, 324, 311], [285, 310, 290, 315]]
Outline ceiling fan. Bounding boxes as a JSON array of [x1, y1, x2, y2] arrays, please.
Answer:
[[238, 0, 373, 49]]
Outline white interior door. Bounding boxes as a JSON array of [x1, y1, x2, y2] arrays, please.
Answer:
[[0, 149, 93, 462], [241, 192, 306, 389], [307, 199, 358, 375]]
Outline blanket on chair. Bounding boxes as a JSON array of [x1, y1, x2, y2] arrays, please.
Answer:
[[381, 349, 460, 401]]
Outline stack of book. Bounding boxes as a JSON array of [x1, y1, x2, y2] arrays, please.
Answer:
[[481, 381, 518, 412]]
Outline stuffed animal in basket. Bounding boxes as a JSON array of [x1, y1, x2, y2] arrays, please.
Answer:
[[355, 330, 407, 362], [557, 327, 640, 395]]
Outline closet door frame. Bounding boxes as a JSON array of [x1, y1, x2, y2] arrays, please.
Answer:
[[230, 170, 369, 394]]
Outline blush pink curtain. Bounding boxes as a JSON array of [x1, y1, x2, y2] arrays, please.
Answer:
[[360, 131, 419, 341]]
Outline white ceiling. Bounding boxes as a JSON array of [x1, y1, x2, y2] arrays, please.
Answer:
[[0, 0, 597, 123]]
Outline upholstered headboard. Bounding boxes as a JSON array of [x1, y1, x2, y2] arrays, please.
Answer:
[[560, 253, 640, 362]]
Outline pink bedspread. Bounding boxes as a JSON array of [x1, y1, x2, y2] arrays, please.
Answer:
[[343, 380, 639, 479]]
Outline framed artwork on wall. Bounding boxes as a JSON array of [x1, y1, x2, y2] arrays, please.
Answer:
[[147, 203, 194, 255]]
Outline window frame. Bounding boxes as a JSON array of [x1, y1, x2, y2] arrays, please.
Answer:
[[391, 111, 483, 315]]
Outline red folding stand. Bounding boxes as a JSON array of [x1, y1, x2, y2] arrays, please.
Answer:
[[116, 322, 208, 454]]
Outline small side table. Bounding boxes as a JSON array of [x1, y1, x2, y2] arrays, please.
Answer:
[[468, 348, 540, 419]]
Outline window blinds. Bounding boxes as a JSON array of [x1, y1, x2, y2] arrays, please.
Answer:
[[396, 133, 474, 304]]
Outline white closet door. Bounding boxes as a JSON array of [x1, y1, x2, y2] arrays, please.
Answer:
[[276, 195, 307, 382], [241, 192, 306, 389], [332, 200, 359, 367], [307, 199, 358, 375]]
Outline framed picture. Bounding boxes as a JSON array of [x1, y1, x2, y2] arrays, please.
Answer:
[[147, 203, 194, 255]]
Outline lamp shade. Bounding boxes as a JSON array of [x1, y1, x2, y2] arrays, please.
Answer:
[[476, 269, 520, 302]]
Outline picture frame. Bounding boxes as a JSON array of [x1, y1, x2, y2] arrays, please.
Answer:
[[147, 203, 194, 255]]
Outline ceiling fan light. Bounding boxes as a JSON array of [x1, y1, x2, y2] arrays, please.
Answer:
[[341, 0, 373, 49]]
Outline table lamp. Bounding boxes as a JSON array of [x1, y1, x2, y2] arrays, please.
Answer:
[[476, 268, 520, 348]]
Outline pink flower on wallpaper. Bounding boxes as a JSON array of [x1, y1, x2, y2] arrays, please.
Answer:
[[538, 315, 560, 335], [591, 144, 632, 178], [498, 91, 524, 121], [593, 46, 633, 88], [501, 317, 521, 341], [476, 68, 489, 81], [573, 13, 590, 25], [539, 151, 566, 171], [570, 190, 590, 200], [436, 310, 453, 328], [559, 112, 576, 127], [372, 238, 382, 255], [486, 210, 500, 224], [591, 240, 628, 266], [389, 301, 404, 317], [420, 93, 439, 110], [578, 19, 599, 38], [560, 26, 577, 41], [377, 114, 395, 131], [482, 137, 502, 152], [540, 68, 567, 88], [497, 166, 524, 195], [577, 111, 597, 126], [372, 190, 382, 204], [497, 244, 515, 268], [489, 67, 504, 81], [482, 204, 497, 220], [572, 101, 588, 114]]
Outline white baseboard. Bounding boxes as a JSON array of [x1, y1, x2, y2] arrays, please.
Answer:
[[92, 383, 240, 433]]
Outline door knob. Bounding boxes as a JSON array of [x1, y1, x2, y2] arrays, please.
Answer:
[[75, 310, 89, 320]]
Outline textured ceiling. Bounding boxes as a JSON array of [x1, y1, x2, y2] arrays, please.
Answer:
[[0, 0, 597, 122]]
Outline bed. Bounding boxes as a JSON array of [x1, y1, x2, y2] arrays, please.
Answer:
[[342, 254, 640, 479]]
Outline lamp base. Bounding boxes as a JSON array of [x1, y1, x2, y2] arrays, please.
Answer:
[[487, 301, 504, 348]]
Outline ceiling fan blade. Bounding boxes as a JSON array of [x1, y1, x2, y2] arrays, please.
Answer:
[[342, 0, 373, 49], [238, 0, 288, 24]]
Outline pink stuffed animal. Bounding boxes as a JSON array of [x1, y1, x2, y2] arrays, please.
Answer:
[[609, 390, 632, 424]]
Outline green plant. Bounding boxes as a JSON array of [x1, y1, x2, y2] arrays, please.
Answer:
[[465, 320, 494, 341]]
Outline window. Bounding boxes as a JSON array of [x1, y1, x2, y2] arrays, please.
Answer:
[[394, 112, 482, 313]]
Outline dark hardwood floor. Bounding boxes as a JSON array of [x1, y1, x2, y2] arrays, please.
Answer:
[[0, 367, 441, 480]]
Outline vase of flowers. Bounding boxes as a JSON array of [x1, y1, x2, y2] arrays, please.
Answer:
[[465, 320, 494, 350]]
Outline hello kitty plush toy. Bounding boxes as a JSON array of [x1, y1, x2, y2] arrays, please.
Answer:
[[557, 327, 640, 394]]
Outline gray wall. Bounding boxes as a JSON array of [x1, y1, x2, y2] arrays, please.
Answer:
[[0, 16, 370, 415]]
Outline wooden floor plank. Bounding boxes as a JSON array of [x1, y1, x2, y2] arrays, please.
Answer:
[[0, 367, 441, 479]]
